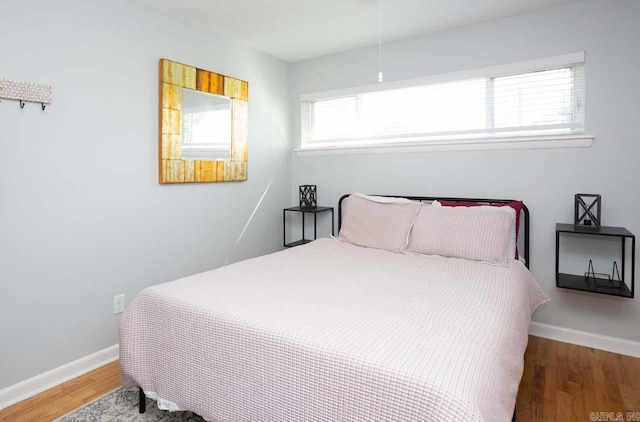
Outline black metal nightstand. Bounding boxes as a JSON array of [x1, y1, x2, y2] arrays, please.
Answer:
[[555, 223, 635, 298], [283, 206, 334, 247]]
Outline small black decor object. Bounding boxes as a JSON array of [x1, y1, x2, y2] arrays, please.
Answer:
[[299, 185, 317, 209], [574, 194, 601, 228], [585, 259, 610, 283], [611, 261, 621, 282], [585, 259, 623, 289]]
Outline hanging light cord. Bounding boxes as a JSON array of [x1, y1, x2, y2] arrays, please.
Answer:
[[377, 0, 383, 83]]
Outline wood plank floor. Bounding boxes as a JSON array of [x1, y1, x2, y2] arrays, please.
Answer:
[[0, 336, 638, 421], [0, 361, 121, 422], [516, 336, 640, 421]]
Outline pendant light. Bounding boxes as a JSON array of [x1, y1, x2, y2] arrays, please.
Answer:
[[377, 0, 384, 83]]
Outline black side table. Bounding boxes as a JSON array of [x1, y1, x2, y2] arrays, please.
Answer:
[[555, 223, 635, 298], [283, 206, 334, 247]]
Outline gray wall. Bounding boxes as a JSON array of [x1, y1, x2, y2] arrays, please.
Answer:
[[291, 0, 640, 341], [0, 0, 291, 389]]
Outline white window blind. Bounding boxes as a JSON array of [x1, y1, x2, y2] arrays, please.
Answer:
[[301, 53, 585, 149]]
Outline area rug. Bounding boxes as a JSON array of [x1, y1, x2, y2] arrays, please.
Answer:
[[54, 388, 206, 421]]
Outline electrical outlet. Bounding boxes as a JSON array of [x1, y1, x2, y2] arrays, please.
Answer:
[[113, 294, 125, 314]]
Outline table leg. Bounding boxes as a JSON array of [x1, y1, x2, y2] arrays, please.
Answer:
[[331, 209, 335, 236], [622, 237, 626, 282]]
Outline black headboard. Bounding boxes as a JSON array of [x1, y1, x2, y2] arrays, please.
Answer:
[[338, 194, 530, 268]]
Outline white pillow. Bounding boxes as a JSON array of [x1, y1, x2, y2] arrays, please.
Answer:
[[433, 201, 516, 262], [339, 195, 421, 252], [354, 193, 413, 204], [486, 206, 517, 261], [405, 204, 515, 266]]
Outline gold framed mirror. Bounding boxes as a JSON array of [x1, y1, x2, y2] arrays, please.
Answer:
[[159, 59, 248, 184]]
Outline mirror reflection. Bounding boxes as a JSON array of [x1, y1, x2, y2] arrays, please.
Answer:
[[181, 88, 231, 160]]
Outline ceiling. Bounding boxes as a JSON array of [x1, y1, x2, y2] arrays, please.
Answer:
[[131, 0, 577, 62]]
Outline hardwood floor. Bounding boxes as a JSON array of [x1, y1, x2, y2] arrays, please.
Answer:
[[516, 336, 640, 422], [0, 337, 638, 421], [0, 361, 121, 422]]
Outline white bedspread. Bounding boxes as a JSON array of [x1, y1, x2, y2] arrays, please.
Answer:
[[120, 238, 548, 422]]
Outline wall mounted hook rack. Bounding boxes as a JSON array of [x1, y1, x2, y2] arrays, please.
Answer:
[[0, 78, 52, 110]]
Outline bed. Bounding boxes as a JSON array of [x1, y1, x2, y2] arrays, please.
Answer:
[[120, 194, 548, 422]]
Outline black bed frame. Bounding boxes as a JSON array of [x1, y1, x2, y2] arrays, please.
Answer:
[[139, 194, 528, 421]]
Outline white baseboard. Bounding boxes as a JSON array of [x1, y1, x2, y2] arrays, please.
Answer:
[[530, 322, 640, 358], [0, 344, 119, 411]]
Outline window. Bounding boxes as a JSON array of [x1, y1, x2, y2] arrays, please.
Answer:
[[300, 53, 586, 151]]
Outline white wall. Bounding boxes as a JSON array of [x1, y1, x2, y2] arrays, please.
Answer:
[[0, 0, 291, 389], [291, 0, 640, 341]]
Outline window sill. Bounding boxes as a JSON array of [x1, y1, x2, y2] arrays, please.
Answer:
[[295, 135, 593, 156]]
